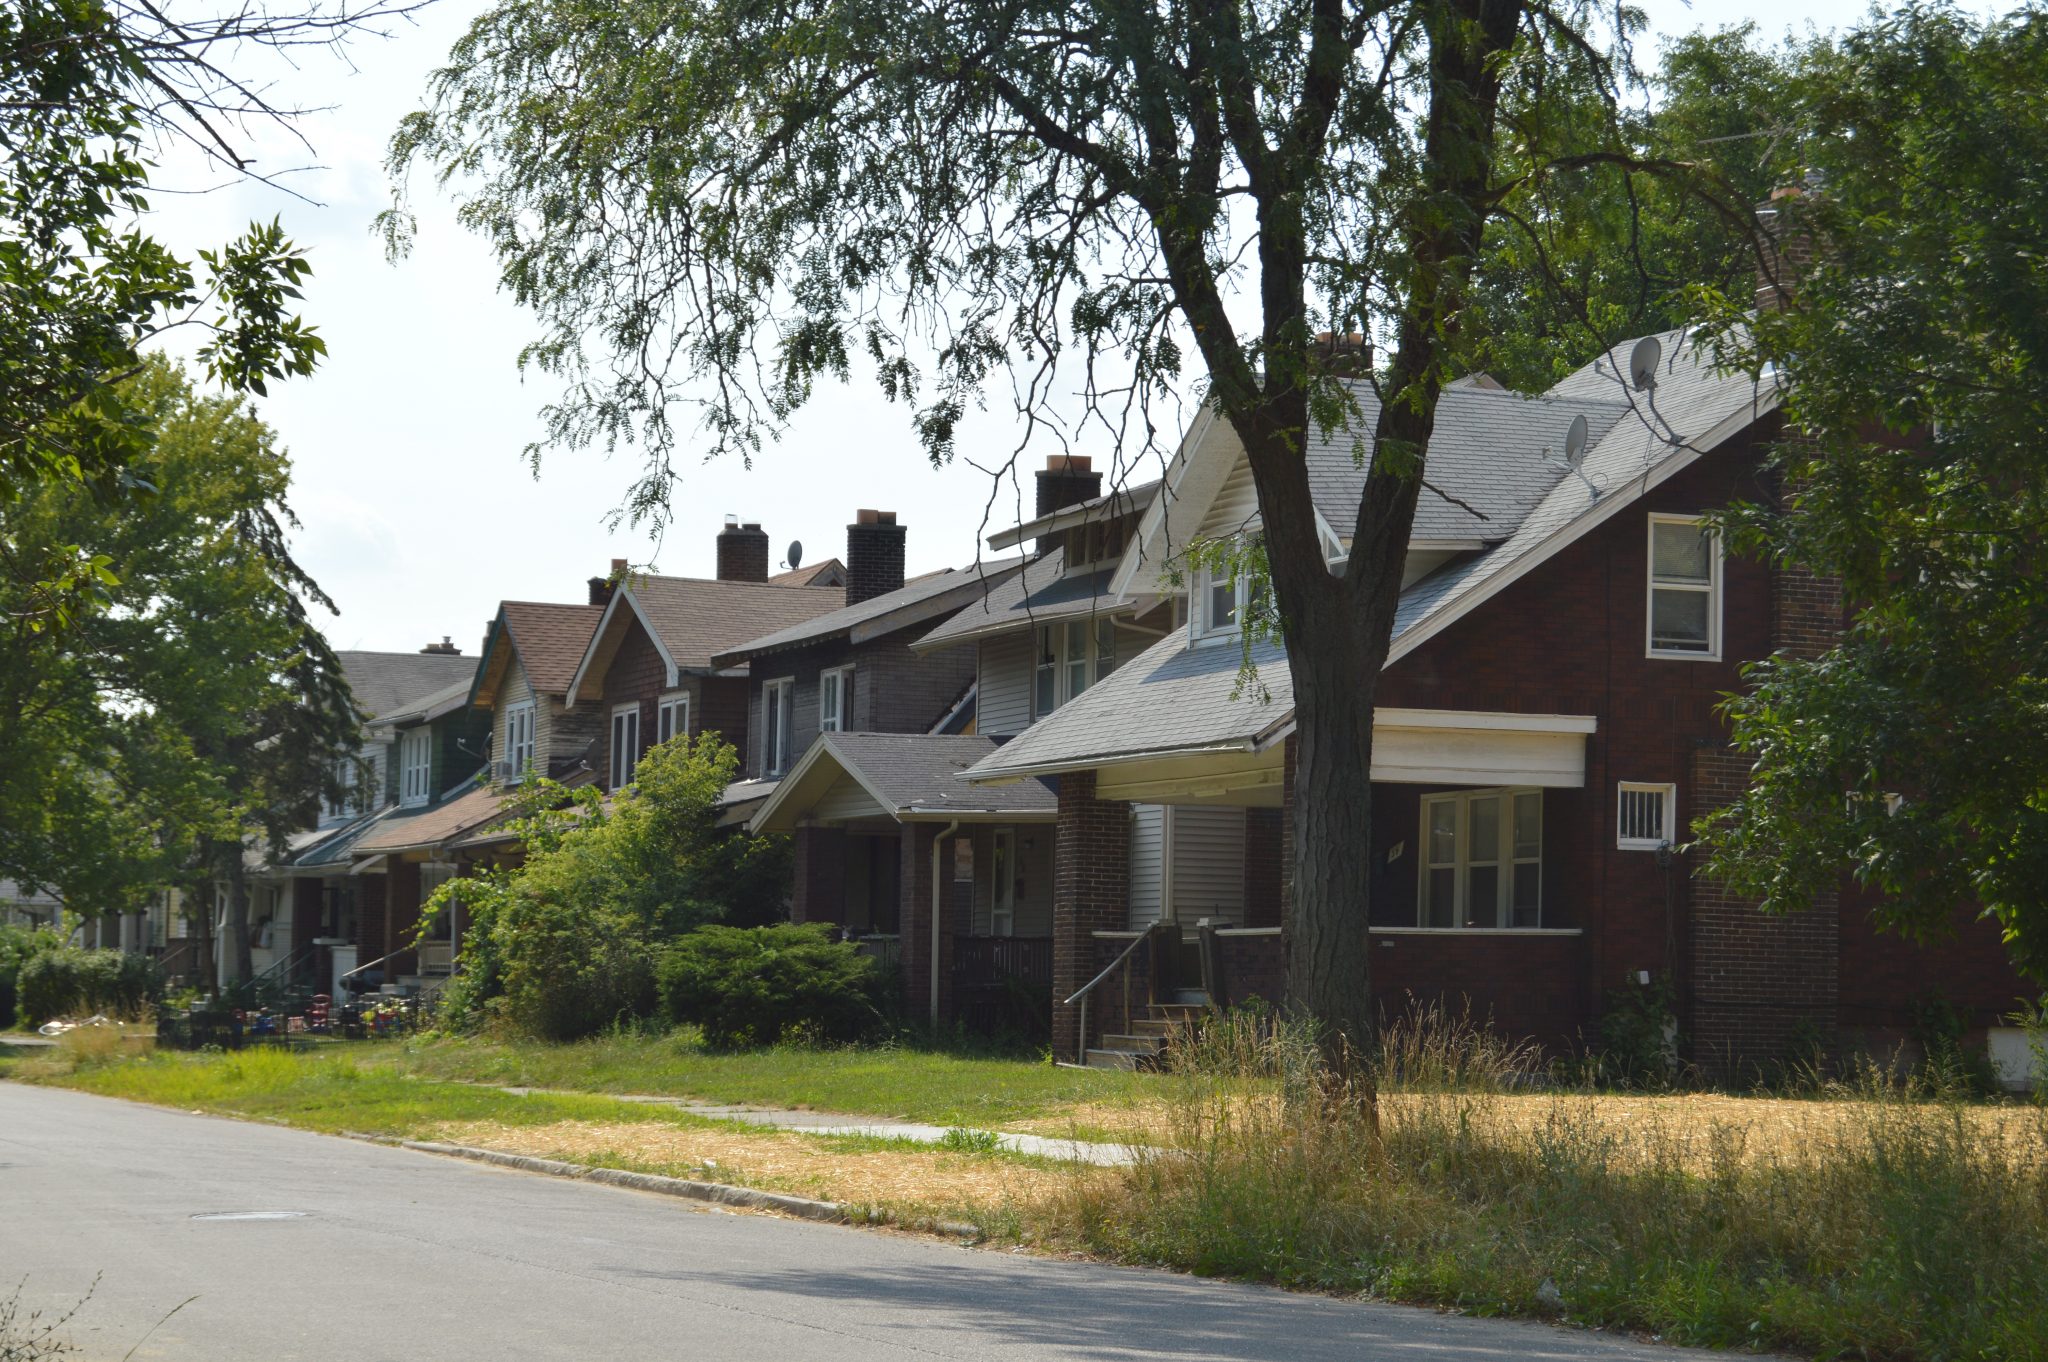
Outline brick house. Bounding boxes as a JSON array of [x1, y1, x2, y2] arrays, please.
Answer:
[[563, 521, 846, 798], [964, 331, 2030, 1075], [740, 470, 1181, 1032]]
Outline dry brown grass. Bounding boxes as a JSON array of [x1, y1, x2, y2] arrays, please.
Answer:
[[431, 1118, 1106, 1218]]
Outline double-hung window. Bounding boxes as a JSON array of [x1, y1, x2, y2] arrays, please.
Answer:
[[1032, 618, 1118, 719], [1419, 788, 1543, 928], [655, 692, 689, 745], [399, 729, 432, 807], [502, 702, 535, 781], [1196, 537, 1265, 641], [818, 666, 853, 733], [1647, 515, 1721, 658], [609, 703, 640, 790], [326, 757, 355, 818], [762, 678, 795, 776]]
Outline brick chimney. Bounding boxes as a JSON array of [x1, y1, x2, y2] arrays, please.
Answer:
[[420, 635, 461, 656], [845, 509, 906, 606], [716, 515, 770, 582], [1754, 185, 1813, 313], [1033, 456, 1102, 554], [588, 557, 627, 606]]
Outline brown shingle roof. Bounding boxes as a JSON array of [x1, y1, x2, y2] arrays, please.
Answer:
[[769, 558, 845, 587], [629, 577, 844, 672], [353, 782, 511, 855], [500, 602, 605, 695]]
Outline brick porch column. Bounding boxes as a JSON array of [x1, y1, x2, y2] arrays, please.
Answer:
[[790, 825, 848, 925], [384, 858, 421, 977], [1052, 772, 1130, 1063]]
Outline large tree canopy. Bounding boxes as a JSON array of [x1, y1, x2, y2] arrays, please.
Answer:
[[386, 0, 1744, 1058], [0, 358, 359, 969], [1698, 5, 2048, 990]]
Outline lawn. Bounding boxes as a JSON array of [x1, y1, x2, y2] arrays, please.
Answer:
[[10, 1024, 2045, 1361]]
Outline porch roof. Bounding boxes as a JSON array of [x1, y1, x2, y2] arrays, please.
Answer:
[[352, 780, 512, 856], [751, 733, 1056, 834]]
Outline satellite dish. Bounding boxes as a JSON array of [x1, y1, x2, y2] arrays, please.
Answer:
[[786, 539, 804, 570], [1629, 335, 1663, 392], [1563, 414, 1589, 467]]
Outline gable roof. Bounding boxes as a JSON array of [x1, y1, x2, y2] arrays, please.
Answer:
[[376, 676, 474, 728], [986, 478, 1163, 552], [911, 546, 1131, 651], [569, 575, 846, 701], [969, 327, 1778, 782], [751, 733, 1057, 832], [712, 559, 1024, 665], [770, 558, 846, 587], [501, 602, 606, 695], [338, 650, 478, 721]]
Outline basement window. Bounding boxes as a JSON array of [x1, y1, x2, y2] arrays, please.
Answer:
[[1419, 788, 1543, 928], [1617, 782, 1678, 850]]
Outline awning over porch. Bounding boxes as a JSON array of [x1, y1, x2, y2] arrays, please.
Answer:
[[750, 733, 1057, 834], [979, 706, 1597, 806]]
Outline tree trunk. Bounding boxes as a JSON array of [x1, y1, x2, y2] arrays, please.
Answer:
[[224, 845, 254, 986]]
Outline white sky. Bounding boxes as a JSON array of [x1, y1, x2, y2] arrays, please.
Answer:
[[143, 0, 1886, 653]]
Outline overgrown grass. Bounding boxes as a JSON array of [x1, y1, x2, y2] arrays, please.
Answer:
[[1043, 1007, 2048, 1361]]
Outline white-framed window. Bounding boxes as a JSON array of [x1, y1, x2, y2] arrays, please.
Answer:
[[398, 729, 432, 807], [1419, 788, 1543, 928], [656, 691, 689, 745], [1647, 514, 1722, 659], [818, 665, 854, 733], [326, 757, 355, 818], [609, 702, 641, 790], [989, 829, 1016, 937], [762, 677, 795, 776], [1617, 782, 1678, 850], [502, 701, 535, 781], [1032, 617, 1117, 719]]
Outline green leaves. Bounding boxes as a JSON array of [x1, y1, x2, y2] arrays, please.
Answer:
[[1694, 5, 2048, 989]]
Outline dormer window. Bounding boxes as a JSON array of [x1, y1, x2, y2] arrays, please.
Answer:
[[762, 677, 795, 776], [326, 758, 355, 818], [1032, 618, 1116, 718], [502, 702, 535, 781], [1063, 518, 1126, 571], [399, 729, 432, 807]]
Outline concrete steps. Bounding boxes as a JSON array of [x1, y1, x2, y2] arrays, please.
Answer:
[[1084, 995, 1209, 1070]]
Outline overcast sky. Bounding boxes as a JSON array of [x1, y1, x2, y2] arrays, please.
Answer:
[[144, 0, 1888, 654]]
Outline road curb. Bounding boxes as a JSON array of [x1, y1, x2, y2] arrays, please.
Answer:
[[377, 1137, 982, 1239]]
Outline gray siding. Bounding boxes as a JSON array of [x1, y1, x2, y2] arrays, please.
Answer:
[[976, 630, 1035, 737], [1170, 806, 1247, 924], [1127, 804, 1166, 930]]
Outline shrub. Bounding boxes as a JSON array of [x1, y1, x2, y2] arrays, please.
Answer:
[[658, 924, 882, 1049], [15, 948, 161, 1025], [494, 895, 657, 1042], [0, 924, 62, 1029]]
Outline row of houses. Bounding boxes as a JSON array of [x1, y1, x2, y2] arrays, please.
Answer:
[[217, 311, 2030, 1082]]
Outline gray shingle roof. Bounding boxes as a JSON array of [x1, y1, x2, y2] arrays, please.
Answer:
[[714, 560, 1023, 663], [969, 327, 1777, 781], [913, 547, 1126, 650], [1307, 386, 1632, 543], [376, 676, 474, 726], [338, 650, 479, 721], [628, 576, 846, 671], [817, 733, 1057, 816]]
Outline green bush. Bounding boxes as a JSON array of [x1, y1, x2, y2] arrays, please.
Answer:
[[495, 895, 657, 1042], [15, 947, 161, 1025], [658, 924, 882, 1049], [0, 924, 61, 1029]]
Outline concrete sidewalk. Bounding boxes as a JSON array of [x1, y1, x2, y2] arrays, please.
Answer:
[[497, 1085, 1144, 1165]]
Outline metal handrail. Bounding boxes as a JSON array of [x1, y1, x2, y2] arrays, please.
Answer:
[[1065, 923, 1160, 1060]]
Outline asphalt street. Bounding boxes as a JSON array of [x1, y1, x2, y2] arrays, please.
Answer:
[[2, 1083, 1730, 1362]]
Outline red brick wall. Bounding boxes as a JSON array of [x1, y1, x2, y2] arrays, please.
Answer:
[[791, 826, 847, 925], [1242, 808, 1282, 928], [1370, 930, 1592, 1047], [1688, 747, 1839, 1075], [1052, 772, 1133, 1061], [354, 874, 387, 962], [384, 859, 421, 976], [898, 825, 937, 1021]]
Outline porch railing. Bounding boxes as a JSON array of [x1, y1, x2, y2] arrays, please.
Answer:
[[1064, 923, 1169, 1059], [953, 935, 1053, 988], [850, 933, 900, 977]]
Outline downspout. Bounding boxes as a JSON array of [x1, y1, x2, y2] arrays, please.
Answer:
[[930, 820, 959, 1026]]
